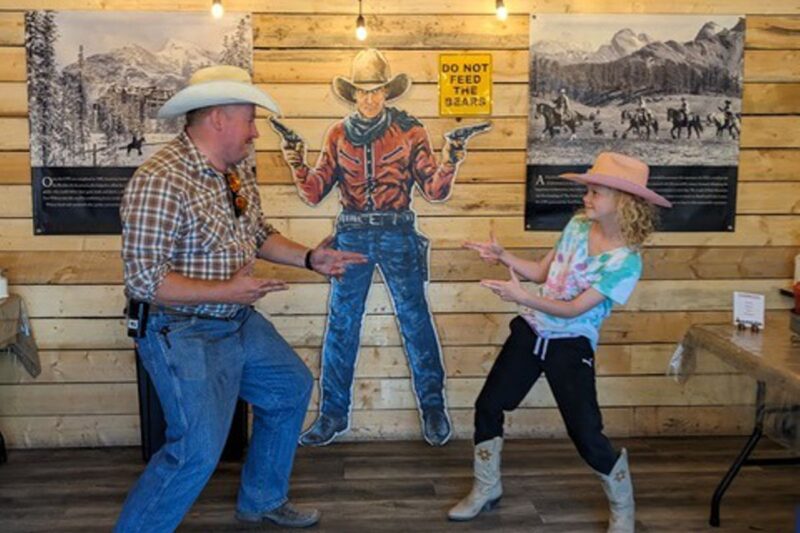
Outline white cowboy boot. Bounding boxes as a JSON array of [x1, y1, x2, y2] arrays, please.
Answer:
[[447, 437, 503, 521], [596, 448, 635, 533]]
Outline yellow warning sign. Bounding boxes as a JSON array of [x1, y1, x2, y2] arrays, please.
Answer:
[[438, 54, 492, 116]]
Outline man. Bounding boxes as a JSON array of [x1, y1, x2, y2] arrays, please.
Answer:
[[115, 65, 365, 531], [679, 97, 690, 121], [281, 49, 467, 447], [552, 88, 571, 122], [636, 96, 652, 123], [718, 99, 734, 127]]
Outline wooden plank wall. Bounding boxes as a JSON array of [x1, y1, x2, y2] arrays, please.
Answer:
[[0, 0, 798, 448]]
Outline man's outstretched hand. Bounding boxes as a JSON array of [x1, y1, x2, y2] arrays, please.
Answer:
[[226, 260, 289, 304], [308, 236, 368, 278]]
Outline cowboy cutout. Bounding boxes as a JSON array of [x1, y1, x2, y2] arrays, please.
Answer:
[[278, 48, 487, 447]]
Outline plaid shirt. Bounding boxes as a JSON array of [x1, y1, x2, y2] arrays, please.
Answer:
[[121, 131, 279, 318]]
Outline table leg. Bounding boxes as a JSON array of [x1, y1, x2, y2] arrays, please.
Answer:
[[709, 381, 766, 527], [0, 430, 6, 464]]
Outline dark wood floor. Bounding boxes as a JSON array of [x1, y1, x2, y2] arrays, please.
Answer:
[[0, 437, 798, 532]]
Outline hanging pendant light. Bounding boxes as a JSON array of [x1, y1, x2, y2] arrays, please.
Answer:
[[496, 0, 508, 21], [211, 0, 224, 19], [356, 0, 368, 41]]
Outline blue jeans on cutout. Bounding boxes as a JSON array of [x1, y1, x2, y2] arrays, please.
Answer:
[[114, 307, 312, 532], [319, 224, 447, 419]]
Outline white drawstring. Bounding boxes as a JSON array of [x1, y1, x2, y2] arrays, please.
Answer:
[[533, 336, 550, 361]]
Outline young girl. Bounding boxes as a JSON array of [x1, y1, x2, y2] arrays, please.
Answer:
[[449, 152, 671, 532]]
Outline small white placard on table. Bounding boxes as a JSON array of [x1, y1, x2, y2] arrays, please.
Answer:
[[733, 291, 765, 328]]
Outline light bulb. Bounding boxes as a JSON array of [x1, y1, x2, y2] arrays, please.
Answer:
[[211, 0, 224, 19], [356, 15, 367, 41], [496, 1, 508, 21]]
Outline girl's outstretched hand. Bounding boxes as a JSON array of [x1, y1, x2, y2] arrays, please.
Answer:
[[480, 267, 527, 304], [463, 230, 506, 265]]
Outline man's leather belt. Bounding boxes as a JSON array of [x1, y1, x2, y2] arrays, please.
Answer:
[[150, 305, 237, 321]]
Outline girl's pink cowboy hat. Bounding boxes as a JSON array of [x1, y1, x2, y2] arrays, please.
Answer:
[[560, 152, 672, 208]]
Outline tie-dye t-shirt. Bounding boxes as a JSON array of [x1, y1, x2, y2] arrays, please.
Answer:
[[521, 215, 642, 350]]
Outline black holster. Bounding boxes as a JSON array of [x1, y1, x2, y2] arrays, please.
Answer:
[[126, 298, 150, 338]]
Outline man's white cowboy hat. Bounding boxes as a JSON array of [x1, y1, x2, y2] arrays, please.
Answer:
[[158, 65, 281, 118], [332, 48, 411, 104], [560, 152, 672, 208]]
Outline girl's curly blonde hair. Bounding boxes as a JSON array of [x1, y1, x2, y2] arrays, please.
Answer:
[[615, 192, 658, 249]]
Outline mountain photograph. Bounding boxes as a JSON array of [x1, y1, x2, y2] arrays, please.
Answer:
[[527, 14, 744, 166], [525, 14, 743, 234], [26, 11, 251, 167]]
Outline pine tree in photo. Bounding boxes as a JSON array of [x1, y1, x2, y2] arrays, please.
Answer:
[[60, 71, 76, 159], [219, 15, 252, 72], [76, 45, 89, 151], [60, 65, 91, 165], [25, 10, 64, 167], [234, 16, 253, 71]]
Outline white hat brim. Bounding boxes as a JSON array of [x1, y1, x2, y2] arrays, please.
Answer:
[[157, 80, 281, 118]]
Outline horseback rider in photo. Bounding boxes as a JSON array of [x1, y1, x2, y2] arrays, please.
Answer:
[[679, 97, 690, 122], [636, 96, 653, 124], [718, 99, 734, 128], [708, 99, 739, 139], [620, 97, 657, 140], [552, 88, 572, 122], [667, 97, 702, 139], [126, 131, 145, 156]]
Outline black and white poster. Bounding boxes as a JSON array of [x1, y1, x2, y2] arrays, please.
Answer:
[[26, 11, 252, 234], [526, 15, 744, 231]]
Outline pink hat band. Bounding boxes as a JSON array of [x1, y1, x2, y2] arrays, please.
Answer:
[[559, 152, 672, 208]]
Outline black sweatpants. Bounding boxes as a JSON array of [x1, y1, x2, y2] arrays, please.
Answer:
[[474, 316, 618, 475]]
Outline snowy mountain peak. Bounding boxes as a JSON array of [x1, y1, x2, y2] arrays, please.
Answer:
[[159, 38, 207, 56], [613, 28, 637, 40], [610, 28, 653, 57], [112, 43, 157, 62], [531, 39, 596, 63], [696, 22, 723, 41], [534, 29, 654, 65], [532, 39, 590, 56], [154, 38, 217, 75]]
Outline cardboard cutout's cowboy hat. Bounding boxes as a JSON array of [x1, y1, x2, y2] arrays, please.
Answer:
[[158, 65, 281, 118], [333, 48, 411, 104]]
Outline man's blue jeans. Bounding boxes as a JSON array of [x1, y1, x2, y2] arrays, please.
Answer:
[[114, 307, 312, 532], [319, 224, 447, 420]]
